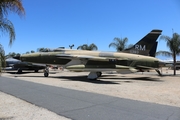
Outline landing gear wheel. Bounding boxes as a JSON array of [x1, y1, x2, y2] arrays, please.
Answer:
[[17, 69, 22, 74], [44, 72, 49, 77], [155, 69, 162, 76], [44, 66, 49, 77], [96, 72, 102, 77]]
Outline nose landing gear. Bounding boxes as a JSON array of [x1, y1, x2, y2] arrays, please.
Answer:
[[44, 67, 49, 77]]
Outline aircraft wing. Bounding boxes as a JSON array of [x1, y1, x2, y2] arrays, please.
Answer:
[[56, 54, 137, 74], [56, 54, 132, 72], [56, 54, 156, 72]]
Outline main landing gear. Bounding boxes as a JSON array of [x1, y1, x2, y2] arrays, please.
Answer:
[[87, 72, 102, 80], [44, 67, 49, 77], [17, 69, 22, 74], [155, 69, 162, 76]]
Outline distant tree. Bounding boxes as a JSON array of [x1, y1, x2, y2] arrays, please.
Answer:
[[16, 53, 21, 56], [156, 33, 180, 75], [6, 52, 16, 58], [31, 50, 35, 53], [26, 51, 30, 54], [77, 43, 98, 51], [109, 37, 129, 51], [127, 44, 134, 49], [6, 52, 21, 58], [37, 48, 49, 52]]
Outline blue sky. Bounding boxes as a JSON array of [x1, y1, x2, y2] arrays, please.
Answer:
[[1, 0, 180, 60]]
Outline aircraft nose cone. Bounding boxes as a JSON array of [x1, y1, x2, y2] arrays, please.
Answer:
[[13, 56, 21, 60]]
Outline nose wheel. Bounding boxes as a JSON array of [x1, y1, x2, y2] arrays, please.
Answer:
[[44, 67, 49, 77]]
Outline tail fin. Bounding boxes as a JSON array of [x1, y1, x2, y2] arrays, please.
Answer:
[[123, 29, 162, 56], [149, 41, 158, 57]]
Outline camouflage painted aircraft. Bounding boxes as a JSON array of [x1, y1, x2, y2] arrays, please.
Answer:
[[20, 29, 162, 79]]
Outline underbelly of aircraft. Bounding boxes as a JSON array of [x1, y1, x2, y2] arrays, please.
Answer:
[[66, 64, 137, 73]]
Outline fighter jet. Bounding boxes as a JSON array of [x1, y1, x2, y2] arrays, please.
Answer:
[[5, 58, 46, 73], [20, 29, 162, 79]]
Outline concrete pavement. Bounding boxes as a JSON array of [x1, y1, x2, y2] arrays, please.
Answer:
[[0, 76, 180, 120]]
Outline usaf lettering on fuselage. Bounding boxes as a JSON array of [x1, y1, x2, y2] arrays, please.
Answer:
[[130, 44, 146, 54]]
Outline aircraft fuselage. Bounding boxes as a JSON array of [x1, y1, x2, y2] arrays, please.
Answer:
[[20, 49, 160, 71]]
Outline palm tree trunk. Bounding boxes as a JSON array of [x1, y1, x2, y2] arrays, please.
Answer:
[[173, 52, 176, 75]]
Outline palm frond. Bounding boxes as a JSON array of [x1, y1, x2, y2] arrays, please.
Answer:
[[89, 43, 98, 50], [109, 42, 117, 48], [159, 33, 180, 54], [122, 37, 128, 45], [0, 0, 25, 18], [156, 51, 172, 57], [0, 18, 15, 46], [160, 35, 171, 42]]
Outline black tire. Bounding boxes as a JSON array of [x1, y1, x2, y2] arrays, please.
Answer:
[[44, 72, 49, 77], [96, 72, 102, 77], [17, 69, 22, 74]]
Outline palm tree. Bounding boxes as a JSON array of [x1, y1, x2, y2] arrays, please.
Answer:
[[156, 33, 180, 75], [77, 43, 98, 51], [109, 37, 128, 51], [0, 0, 25, 72]]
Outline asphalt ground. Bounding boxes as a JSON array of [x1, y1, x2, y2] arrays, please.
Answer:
[[1, 70, 180, 120]]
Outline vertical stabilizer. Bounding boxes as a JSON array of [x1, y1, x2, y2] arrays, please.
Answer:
[[123, 29, 162, 56], [149, 41, 158, 57]]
